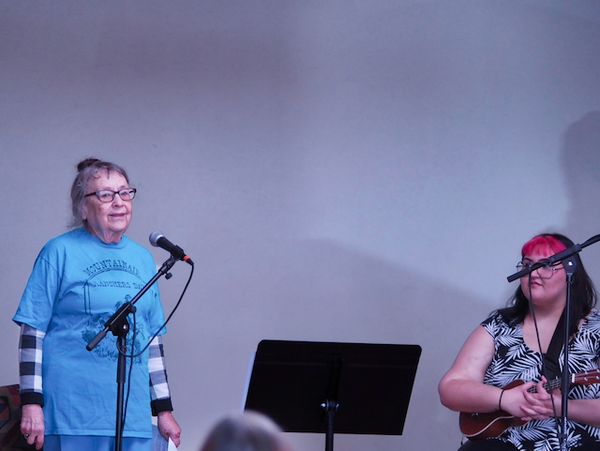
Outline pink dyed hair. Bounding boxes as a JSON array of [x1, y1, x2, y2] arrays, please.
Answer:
[[521, 234, 567, 258]]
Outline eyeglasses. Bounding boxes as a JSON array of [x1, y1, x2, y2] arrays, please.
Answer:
[[84, 188, 137, 203], [516, 259, 563, 280]]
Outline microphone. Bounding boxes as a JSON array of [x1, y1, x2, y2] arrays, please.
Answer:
[[507, 235, 600, 282], [149, 231, 193, 265]]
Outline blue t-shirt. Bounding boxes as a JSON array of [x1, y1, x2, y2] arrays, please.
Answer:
[[13, 228, 166, 438]]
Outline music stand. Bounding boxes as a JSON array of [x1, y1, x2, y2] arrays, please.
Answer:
[[244, 339, 421, 451]]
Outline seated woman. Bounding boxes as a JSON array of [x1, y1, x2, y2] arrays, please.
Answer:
[[439, 233, 600, 450]]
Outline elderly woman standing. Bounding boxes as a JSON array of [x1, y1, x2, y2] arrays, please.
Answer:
[[13, 158, 181, 450]]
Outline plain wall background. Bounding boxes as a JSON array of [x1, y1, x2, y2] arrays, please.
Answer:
[[2, 1, 600, 449]]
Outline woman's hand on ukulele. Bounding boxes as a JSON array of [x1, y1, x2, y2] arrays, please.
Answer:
[[501, 381, 537, 418], [521, 377, 561, 421]]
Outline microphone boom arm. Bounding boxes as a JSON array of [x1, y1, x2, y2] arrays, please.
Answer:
[[86, 255, 177, 351], [507, 234, 600, 282]]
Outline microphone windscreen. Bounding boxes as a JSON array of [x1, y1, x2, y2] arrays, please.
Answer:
[[149, 231, 165, 247]]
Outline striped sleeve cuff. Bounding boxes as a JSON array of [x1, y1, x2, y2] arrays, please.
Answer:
[[151, 398, 174, 416], [19, 324, 45, 406], [148, 336, 173, 415]]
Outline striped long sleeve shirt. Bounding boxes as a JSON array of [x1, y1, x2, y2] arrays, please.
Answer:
[[19, 324, 173, 414]]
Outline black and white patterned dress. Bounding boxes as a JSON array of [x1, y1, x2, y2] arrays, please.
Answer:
[[482, 309, 600, 451]]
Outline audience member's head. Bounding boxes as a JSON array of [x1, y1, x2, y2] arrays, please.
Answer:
[[199, 411, 293, 451]]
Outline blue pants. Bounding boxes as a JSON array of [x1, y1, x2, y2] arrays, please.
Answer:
[[44, 435, 152, 451]]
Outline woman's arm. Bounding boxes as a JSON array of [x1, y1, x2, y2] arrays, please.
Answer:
[[439, 325, 499, 412], [439, 325, 534, 417], [19, 324, 45, 404], [148, 335, 172, 412], [567, 398, 600, 426], [19, 324, 45, 450], [148, 336, 181, 447]]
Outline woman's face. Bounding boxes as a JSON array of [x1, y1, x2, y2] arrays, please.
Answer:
[[519, 247, 567, 309], [82, 170, 133, 243]]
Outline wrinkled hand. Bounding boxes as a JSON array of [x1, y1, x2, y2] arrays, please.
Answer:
[[21, 404, 44, 450], [158, 411, 181, 448], [521, 377, 561, 421]]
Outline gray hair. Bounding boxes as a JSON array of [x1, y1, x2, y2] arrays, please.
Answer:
[[199, 412, 292, 451], [69, 158, 130, 228]]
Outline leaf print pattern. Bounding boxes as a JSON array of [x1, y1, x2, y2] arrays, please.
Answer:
[[479, 310, 600, 450]]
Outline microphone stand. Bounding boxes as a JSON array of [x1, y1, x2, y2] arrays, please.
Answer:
[[558, 257, 576, 451], [86, 255, 177, 451], [506, 234, 600, 451]]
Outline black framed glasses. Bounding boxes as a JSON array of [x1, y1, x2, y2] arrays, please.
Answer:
[[84, 188, 137, 203], [515, 259, 563, 280]]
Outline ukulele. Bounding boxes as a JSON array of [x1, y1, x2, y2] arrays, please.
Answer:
[[459, 369, 600, 440]]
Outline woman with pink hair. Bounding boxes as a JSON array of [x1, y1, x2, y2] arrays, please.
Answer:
[[440, 233, 600, 451]]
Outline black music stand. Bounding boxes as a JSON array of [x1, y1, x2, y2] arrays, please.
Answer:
[[244, 339, 421, 451]]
